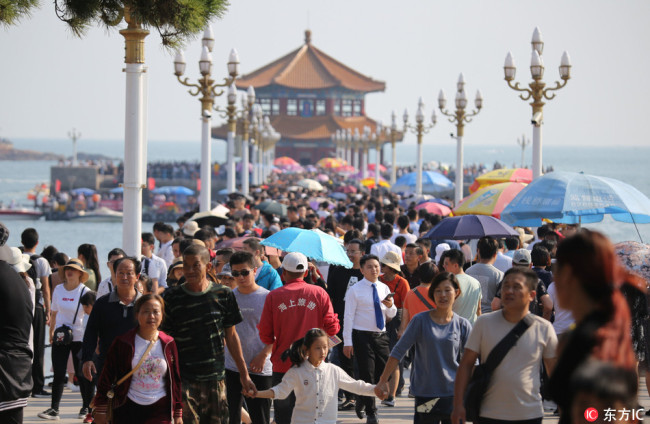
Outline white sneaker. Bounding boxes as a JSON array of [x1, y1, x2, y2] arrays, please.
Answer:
[[67, 382, 80, 392]]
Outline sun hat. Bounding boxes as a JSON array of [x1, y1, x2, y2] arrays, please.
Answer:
[[380, 251, 402, 273], [183, 221, 200, 237], [62, 258, 90, 283], [0, 247, 32, 273], [434, 243, 451, 264], [516, 228, 534, 246], [169, 258, 183, 272], [512, 249, 532, 266], [217, 263, 233, 277], [282, 252, 308, 273]]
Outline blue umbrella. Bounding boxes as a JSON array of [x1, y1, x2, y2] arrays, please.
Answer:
[[261, 228, 353, 268], [391, 171, 454, 194], [329, 192, 348, 201], [152, 186, 194, 196], [70, 187, 95, 196], [424, 215, 519, 240], [109, 187, 123, 194], [500, 171, 650, 227]]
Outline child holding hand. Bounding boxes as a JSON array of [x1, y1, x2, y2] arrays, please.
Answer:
[[248, 328, 387, 424]]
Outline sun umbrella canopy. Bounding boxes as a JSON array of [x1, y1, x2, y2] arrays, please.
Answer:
[[418, 198, 452, 207], [316, 157, 347, 169], [415, 202, 452, 216], [253, 200, 287, 217], [71, 187, 95, 196], [424, 215, 519, 240], [392, 171, 454, 194], [469, 168, 533, 193], [454, 182, 527, 219], [215, 236, 282, 257], [367, 163, 387, 172], [360, 177, 390, 189], [297, 179, 324, 191], [189, 207, 229, 228], [329, 192, 348, 201], [615, 241, 650, 284], [337, 165, 356, 174], [152, 186, 194, 196], [335, 185, 357, 194], [500, 171, 650, 227], [274, 156, 299, 167], [316, 174, 330, 182], [261, 227, 352, 268]]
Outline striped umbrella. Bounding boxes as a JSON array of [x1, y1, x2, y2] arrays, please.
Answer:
[[454, 182, 527, 219], [469, 168, 532, 193]]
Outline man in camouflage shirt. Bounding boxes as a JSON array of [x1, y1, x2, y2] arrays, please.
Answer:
[[162, 244, 256, 423]]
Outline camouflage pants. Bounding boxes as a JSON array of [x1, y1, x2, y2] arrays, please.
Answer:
[[182, 379, 229, 424]]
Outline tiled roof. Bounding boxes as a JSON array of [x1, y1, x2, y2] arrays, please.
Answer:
[[212, 115, 404, 142], [235, 30, 385, 93]]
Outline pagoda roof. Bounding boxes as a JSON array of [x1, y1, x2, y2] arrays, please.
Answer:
[[236, 30, 385, 93], [212, 115, 403, 142]]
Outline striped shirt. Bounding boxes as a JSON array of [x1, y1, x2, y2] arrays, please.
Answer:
[[161, 282, 242, 381]]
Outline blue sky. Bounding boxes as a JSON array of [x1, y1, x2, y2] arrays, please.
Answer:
[[0, 0, 649, 146]]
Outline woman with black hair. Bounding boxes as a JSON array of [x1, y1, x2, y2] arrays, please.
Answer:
[[78, 243, 101, 291]]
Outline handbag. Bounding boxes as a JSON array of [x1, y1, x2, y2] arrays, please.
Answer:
[[99, 337, 157, 423], [52, 287, 86, 346], [464, 314, 533, 422]]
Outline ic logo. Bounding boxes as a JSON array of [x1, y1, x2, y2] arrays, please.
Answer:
[[584, 408, 598, 422]]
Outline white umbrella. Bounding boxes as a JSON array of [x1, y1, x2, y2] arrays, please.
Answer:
[[297, 178, 325, 191]]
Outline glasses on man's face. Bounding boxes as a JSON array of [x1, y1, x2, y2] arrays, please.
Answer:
[[346, 250, 360, 255], [231, 269, 252, 278]]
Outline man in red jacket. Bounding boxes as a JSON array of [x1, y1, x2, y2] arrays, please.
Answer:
[[258, 252, 340, 424]]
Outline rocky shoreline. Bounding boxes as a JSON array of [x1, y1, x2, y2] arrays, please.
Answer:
[[0, 138, 63, 160]]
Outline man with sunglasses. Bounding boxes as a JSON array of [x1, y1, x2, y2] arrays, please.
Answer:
[[258, 252, 340, 424]]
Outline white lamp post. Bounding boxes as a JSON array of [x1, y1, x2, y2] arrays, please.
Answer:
[[403, 98, 436, 195], [504, 27, 571, 179], [439, 73, 483, 205], [174, 29, 239, 208]]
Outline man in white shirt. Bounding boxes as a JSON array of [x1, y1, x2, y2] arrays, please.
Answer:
[[442, 249, 482, 325], [390, 216, 417, 245], [141, 232, 168, 294], [371, 223, 403, 266], [153, 223, 175, 267], [96, 248, 126, 298], [343, 254, 396, 424], [452, 267, 557, 424], [493, 238, 513, 273]]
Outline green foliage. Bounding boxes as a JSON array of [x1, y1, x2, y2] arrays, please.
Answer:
[[0, 0, 40, 26], [54, 0, 229, 48]]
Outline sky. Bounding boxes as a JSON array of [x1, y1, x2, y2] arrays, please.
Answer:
[[1, 0, 649, 147]]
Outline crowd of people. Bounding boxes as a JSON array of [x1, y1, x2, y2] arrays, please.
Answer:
[[0, 182, 646, 424]]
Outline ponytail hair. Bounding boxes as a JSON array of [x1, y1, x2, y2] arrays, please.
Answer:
[[280, 328, 328, 367]]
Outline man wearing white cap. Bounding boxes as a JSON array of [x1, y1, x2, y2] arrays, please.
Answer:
[[258, 252, 340, 424]]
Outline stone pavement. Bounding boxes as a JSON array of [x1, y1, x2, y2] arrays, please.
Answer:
[[22, 374, 650, 423]]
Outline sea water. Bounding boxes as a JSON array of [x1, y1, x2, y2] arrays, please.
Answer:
[[1, 140, 649, 277]]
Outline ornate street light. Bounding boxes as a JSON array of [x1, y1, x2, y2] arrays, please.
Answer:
[[504, 27, 571, 179], [403, 98, 437, 195], [173, 27, 239, 208], [439, 73, 483, 205]]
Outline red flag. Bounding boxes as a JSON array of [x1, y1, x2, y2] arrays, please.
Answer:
[[147, 178, 156, 191], [197, 179, 201, 191], [55, 179, 61, 193]]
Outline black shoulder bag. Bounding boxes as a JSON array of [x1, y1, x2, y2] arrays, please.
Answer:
[[464, 314, 534, 422], [413, 289, 435, 310], [53, 287, 86, 346]]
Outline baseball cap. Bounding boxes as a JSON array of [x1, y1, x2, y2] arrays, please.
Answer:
[[218, 263, 233, 277], [512, 249, 532, 266], [282, 252, 308, 273]]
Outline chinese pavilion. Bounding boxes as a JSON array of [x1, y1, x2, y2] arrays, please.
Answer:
[[213, 30, 402, 165]]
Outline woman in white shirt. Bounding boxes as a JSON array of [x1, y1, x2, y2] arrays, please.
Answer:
[[38, 258, 92, 421], [251, 328, 386, 424]]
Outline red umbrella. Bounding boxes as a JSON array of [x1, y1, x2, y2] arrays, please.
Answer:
[[415, 201, 452, 216], [367, 163, 387, 172], [274, 156, 299, 167]]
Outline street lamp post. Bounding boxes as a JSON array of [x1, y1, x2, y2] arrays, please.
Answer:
[[517, 134, 531, 168], [372, 126, 381, 187], [238, 86, 256, 195], [438, 73, 483, 206], [346, 129, 353, 166], [68, 128, 81, 166], [174, 28, 239, 209], [250, 105, 263, 187], [504, 27, 571, 179], [352, 128, 360, 170], [119, 6, 149, 256], [403, 98, 437, 196], [389, 111, 398, 185], [361, 126, 371, 180]]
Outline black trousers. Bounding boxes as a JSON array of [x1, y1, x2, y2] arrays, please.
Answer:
[[31, 304, 46, 393], [225, 369, 272, 424], [271, 371, 295, 424], [478, 418, 542, 424], [352, 330, 390, 416], [386, 312, 405, 393], [0, 407, 23, 424], [50, 342, 94, 411]]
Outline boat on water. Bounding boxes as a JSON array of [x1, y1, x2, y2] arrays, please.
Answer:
[[0, 207, 44, 220], [68, 207, 123, 223]]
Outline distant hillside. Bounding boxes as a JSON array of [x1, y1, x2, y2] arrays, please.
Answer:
[[0, 138, 63, 160]]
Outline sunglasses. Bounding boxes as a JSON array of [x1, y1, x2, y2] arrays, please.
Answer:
[[231, 269, 252, 278]]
